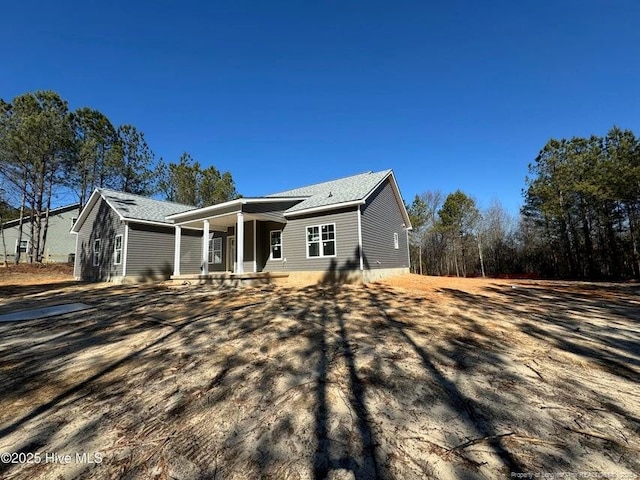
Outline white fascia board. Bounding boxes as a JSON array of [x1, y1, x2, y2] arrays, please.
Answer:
[[362, 170, 412, 229], [361, 170, 393, 204], [389, 171, 413, 229], [172, 210, 240, 227], [243, 197, 307, 203], [123, 218, 174, 228], [166, 199, 244, 220], [166, 197, 308, 221], [70, 189, 103, 233], [255, 196, 308, 202], [283, 200, 365, 218], [99, 193, 127, 222]]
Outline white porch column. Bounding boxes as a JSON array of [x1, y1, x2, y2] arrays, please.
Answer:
[[202, 220, 210, 275], [173, 225, 181, 276], [253, 219, 257, 273], [236, 212, 244, 273]]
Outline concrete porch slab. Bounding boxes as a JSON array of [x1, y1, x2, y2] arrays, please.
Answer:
[[170, 272, 289, 286]]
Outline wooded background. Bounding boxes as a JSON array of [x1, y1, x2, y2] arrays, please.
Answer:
[[407, 127, 640, 279], [0, 90, 237, 263], [2, 90, 639, 279]]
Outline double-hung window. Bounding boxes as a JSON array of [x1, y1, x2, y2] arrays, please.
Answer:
[[93, 239, 101, 266], [17, 239, 29, 254], [307, 224, 336, 258], [114, 235, 123, 264], [208, 237, 223, 264], [270, 230, 282, 260]]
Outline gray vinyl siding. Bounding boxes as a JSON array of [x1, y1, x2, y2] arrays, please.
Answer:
[[208, 231, 228, 272], [259, 221, 287, 272], [125, 223, 175, 280], [74, 197, 125, 281], [244, 201, 299, 222], [360, 179, 410, 270], [175, 228, 227, 274], [2, 207, 79, 263], [180, 228, 204, 274], [244, 221, 254, 262], [281, 208, 360, 272]]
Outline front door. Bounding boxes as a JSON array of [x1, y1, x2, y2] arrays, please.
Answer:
[[227, 236, 236, 272]]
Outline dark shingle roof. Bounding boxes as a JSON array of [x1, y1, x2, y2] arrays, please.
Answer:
[[99, 189, 195, 224], [267, 170, 391, 214]]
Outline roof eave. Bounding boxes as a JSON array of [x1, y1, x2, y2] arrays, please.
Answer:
[[70, 190, 105, 233], [166, 196, 308, 221], [122, 218, 175, 228], [284, 200, 365, 218], [362, 170, 412, 229], [165, 199, 244, 221]]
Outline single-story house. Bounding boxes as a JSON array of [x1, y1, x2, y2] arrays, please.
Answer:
[[1, 204, 81, 263], [71, 169, 412, 283]]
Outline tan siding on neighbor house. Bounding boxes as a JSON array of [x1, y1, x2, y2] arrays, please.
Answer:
[[2, 206, 79, 264]]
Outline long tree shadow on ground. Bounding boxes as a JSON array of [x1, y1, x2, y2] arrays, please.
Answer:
[[0, 279, 639, 479]]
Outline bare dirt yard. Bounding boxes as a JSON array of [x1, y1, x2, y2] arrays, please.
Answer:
[[0, 267, 638, 479]]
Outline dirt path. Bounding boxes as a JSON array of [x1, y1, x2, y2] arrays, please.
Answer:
[[0, 274, 638, 479]]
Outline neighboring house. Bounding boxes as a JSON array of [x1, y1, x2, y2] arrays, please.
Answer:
[[1, 204, 80, 263], [72, 169, 412, 283]]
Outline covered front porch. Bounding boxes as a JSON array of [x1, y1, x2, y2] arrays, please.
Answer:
[[166, 197, 300, 278]]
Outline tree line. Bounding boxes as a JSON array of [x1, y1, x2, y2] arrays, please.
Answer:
[[408, 126, 640, 280], [0, 90, 238, 264], [2, 89, 638, 278]]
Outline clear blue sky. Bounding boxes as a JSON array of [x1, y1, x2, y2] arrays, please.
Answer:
[[2, 1, 639, 215]]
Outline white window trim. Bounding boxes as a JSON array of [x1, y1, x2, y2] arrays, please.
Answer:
[[208, 237, 223, 264], [16, 239, 29, 254], [114, 234, 123, 265], [306, 223, 337, 259], [270, 230, 283, 261], [394, 232, 399, 250], [93, 238, 101, 266]]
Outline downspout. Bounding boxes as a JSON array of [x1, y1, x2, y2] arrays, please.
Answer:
[[72, 233, 79, 279], [406, 227, 411, 269], [357, 206, 364, 276], [122, 222, 129, 278]]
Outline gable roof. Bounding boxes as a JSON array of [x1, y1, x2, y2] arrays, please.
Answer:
[[71, 189, 196, 232], [267, 169, 411, 226], [268, 170, 392, 214], [73, 169, 412, 230], [1, 204, 80, 229]]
